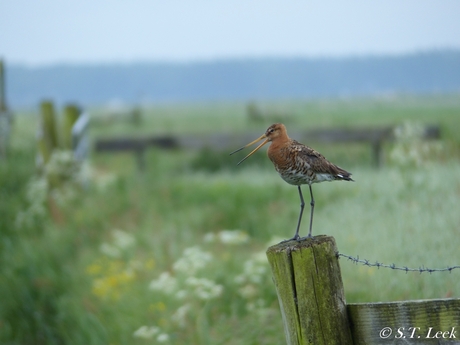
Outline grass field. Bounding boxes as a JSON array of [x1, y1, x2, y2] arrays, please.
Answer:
[[1, 95, 460, 344]]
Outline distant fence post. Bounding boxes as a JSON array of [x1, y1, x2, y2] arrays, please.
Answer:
[[0, 59, 6, 113], [37, 100, 90, 169], [0, 58, 13, 159], [37, 100, 58, 165], [266, 236, 353, 345], [62, 104, 80, 150]]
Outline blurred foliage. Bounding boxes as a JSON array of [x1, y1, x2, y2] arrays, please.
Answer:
[[1, 95, 460, 344]]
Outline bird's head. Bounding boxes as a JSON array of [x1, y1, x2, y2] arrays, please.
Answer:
[[230, 123, 287, 165], [264, 123, 287, 141]]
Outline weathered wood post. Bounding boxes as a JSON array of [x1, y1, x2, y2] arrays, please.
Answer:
[[0, 59, 13, 159], [266, 235, 353, 345], [38, 100, 58, 164], [0, 59, 6, 113], [62, 104, 80, 149]]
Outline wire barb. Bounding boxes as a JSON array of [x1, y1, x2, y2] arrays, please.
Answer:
[[336, 253, 460, 273]]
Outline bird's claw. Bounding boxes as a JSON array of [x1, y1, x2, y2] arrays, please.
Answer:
[[280, 233, 317, 244], [280, 234, 301, 243]]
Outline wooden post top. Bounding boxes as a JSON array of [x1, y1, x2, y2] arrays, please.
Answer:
[[266, 235, 353, 345]]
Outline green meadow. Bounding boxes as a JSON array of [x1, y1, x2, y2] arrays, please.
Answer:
[[1, 94, 460, 344]]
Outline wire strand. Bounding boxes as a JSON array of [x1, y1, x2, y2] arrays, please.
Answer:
[[337, 253, 460, 274]]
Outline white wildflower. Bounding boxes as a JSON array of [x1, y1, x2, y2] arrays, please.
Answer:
[[15, 177, 48, 229], [173, 246, 212, 274], [26, 177, 48, 204], [99, 243, 121, 258], [149, 272, 177, 293], [50, 185, 78, 205], [246, 299, 273, 319], [203, 232, 216, 243], [99, 229, 135, 257], [242, 255, 267, 284], [157, 333, 170, 343], [45, 150, 81, 184], [185, 277, 223, 300], [218, 230, 250, 245], [133, 325, 159, 339], [246, 298, 266, 312], [235, 251, 268, 293], [112, 229, 135, 249], [175, 289, 188, 300], [204, 230, 249, 245], [172, 304, 191, 328]]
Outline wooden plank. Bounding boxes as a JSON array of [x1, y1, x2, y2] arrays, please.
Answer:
[[348, 298, 460, 344], [301, 127, 393, 143], [94, 138, 147, 151], [94, 136, 177, 152], [178, 125, 440, 150], [94, 125, 440, 152], [72, 112, 90, 160], [266, 236, 353, 345]]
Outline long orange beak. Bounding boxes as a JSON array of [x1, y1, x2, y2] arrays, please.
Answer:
[[229, 134, 270, 165]]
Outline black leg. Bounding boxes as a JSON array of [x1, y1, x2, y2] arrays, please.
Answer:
[[280, 186, 305, 243], [307, 184, 315, 238]]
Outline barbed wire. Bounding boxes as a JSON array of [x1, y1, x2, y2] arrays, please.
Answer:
[[337, 253, 460, 274]]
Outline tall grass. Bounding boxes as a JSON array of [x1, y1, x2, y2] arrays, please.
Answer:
[[1, 95, 460, 344]]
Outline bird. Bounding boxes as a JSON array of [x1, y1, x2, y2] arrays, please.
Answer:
[[230, 123, 353, 241]]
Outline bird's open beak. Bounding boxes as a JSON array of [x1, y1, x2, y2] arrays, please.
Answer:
[[229, 134, 270, 165]]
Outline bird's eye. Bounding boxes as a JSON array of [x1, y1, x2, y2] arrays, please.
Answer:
[[268, 128, 274, 133]]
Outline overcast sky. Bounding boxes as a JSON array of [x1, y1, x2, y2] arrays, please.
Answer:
[[2, 0, 460, 66]]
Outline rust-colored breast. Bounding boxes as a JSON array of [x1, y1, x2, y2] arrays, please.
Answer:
[[268, 140, 315, 185]]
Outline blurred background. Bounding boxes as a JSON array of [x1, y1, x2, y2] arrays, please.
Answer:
[[1, 1, 460, 344]]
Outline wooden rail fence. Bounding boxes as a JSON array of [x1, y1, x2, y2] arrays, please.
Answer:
[[266, 236, 460, 345], [94, 136, 177, 171], [94, 125, 440, 170], [37, 101, 90, 163]]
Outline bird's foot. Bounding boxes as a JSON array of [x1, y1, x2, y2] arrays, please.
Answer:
[[298, 234, 316, 241], [280, 234, 302, 243]]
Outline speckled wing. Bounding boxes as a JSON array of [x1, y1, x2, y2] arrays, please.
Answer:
[[293, 140, 353, 181]]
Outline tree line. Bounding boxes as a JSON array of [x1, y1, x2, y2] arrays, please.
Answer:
[[7, 50, 460, 107]]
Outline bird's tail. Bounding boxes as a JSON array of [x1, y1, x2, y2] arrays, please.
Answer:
[[335, 167, 354, 181]]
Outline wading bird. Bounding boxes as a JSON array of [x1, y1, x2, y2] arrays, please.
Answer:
[[230, 123, 353, 241]]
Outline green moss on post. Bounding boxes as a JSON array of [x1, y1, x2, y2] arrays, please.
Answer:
[[62, 104, 80, 149], [266, 235, 353, 345]]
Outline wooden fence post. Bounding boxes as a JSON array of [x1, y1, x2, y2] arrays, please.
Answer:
[[0, 59, 6, 112], [62, 104, 80, 149], [38, 100, 58, 164], [266, 235, 353, 345], [0, 59, 12, 158]]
